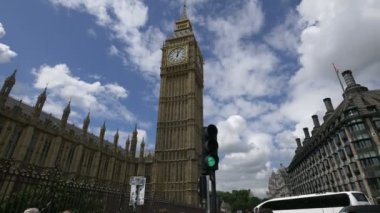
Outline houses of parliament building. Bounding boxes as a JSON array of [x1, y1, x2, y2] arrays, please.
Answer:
[[0, 4, 203, 208]]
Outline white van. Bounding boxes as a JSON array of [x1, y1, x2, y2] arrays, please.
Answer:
[[253, 191, 371, 213]]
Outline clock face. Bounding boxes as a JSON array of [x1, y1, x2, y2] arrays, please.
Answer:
[[168, 47, 186, 64]]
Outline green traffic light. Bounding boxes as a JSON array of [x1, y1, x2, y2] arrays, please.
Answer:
[[207, 156, 215, 167]]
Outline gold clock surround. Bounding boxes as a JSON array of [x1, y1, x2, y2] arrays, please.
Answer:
[[166, 45, 188, 66]]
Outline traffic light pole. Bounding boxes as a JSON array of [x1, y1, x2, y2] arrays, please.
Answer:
[[210, 171, 217, 213]]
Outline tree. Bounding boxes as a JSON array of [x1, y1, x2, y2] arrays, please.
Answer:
[[217, 189, 262, 212]]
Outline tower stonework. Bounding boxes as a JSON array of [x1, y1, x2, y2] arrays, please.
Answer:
[[152, 5, 204, 205]]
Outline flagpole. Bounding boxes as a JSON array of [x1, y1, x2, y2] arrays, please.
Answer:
[[332, 63, 345, 92]]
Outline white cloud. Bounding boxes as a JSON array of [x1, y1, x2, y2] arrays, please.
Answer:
[[49, 0, 165, 80], [0, 22, 17, 63], [32, 64, 139, 124]]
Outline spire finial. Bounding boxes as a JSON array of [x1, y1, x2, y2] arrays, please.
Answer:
[[180, 0, 188, 20]]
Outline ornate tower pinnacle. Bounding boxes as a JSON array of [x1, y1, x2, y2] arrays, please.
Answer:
[[82, 111, 90, 134], [139, 138, 145, 159], [113, 129, 119, 152], [33, 87, 47, 118], [0, 69, 17, 106], [99, 121, 106, 147], [61, 99, 71, 128], [125, 136, 130, 157], [130, 124, 138, 159]]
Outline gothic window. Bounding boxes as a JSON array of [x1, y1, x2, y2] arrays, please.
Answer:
[[24, 131, 40, 162], [3, 126, 22, 158], [103, 157, 109, 179], [65, 145, 76, 171], [86, 151, 94, 175], [38, 137, 52, 165]]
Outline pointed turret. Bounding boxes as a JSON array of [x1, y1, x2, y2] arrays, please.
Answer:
[[0, 69, 16, 97], [0, 70, 17, 107], [82, 111, 90, 134], [125, 136, 130, 157], [61, 100, 71, 128], [33, 87, 47, 118], [99, 121, 106, 147], [113, 129, 119, 152], [130, 124, 138, 159], [139, 138, 145, 159]]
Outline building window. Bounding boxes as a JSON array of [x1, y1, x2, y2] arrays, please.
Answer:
[[3, 127, 22, 158], [368, 178, 380, 191], [361, 157, 380, 168], [24, 131, 40, 162], [38, 137, 52, 165], [345, 108, 359, 117], [350, 162, 360, 174], [354, 139, 374, 151], [372, 117, 380, 131], [345, 145, 353, 157], [339, 149, 347, 161], [65, 145, 76, 171], [86, 152, 94, 175], [347, 122, 370, 141], [345, 165, 352, 177], [358, 181, 366, 193]]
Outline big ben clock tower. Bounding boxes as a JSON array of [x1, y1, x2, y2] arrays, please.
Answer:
[[151, 3, 204, 205]]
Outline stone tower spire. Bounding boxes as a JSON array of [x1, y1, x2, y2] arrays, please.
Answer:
[[180, 0, 188, 20], [61, 99, 71, 128], [33, 87, 47, 118], [139, 138, 145, 159], [0, 69, 16, 106], [82, 112, 90, 134], [99, 121, 106, 147], [130, 124, 138, 159], [113, 129, 119, 152]]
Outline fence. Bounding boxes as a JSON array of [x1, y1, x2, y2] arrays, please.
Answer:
[[0, 159, 206, 213]]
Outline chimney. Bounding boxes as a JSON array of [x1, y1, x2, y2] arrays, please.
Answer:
[[342, 70, 356, 87], [296, 138, 301, 147], [303, 128, 310, 139], [312, 115, 320, 128], [323, 98, 334, 113]]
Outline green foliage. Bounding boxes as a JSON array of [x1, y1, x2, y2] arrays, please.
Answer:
[[217, 189, 262, 212]]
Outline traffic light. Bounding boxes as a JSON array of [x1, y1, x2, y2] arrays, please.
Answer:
[[202, 124, 219, 174]]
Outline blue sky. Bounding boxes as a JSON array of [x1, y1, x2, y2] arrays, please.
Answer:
[[1, 0, 380, 197]]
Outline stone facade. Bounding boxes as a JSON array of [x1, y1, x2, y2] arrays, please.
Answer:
[[267, 165, 291, 198], [0, 70, 154, 191], [151, 5, 204, 205], [287, 70, 380, 204]]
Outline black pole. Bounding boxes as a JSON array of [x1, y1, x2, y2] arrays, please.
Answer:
[[210, 171, 217, 213]]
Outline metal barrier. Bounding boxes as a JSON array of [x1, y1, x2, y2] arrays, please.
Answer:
[[0, 159, 206, 213]]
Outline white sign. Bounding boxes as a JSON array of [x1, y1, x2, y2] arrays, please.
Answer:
[[129, 176, 146, 206]]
